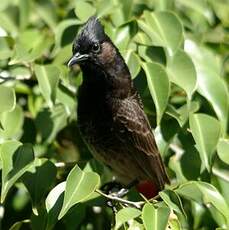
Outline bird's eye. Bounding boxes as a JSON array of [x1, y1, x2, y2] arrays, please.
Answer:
[[92, 43, 100, 53]]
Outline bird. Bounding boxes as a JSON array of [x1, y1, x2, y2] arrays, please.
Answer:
[[68, 16, 169, 198]]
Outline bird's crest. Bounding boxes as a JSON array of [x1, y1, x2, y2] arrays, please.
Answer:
[[77, 16, 106, 44]]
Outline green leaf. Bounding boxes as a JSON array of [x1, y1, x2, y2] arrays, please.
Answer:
[[58, 165, 100, 219], [139, 11, 183, 56], [10, 30, 53, 64], [52, 19, 82, 56], [34, 64, 60, 107], [34, 0, 57, 30], [189, 113, 221, 171], [0, 105, 24, 139], [167, 49, 197, 99], [46, 182, 66, 213], [142, 62, 170, 124], [121, 50, 141, 79], [134, 32, 152, 46], [142, 203, 170, 230], [0, 85, 16, 113], [176, 181, 229, 228], [0, 37, 13, 60], [115, 207, 141, 229], [9, 220, 30, 230], [19, 0, 30, 31], [169, 218, 182, 230], [96, 0, 116, 17], [74, 1, 96, 22], [185, 40, 229, 134], [217, 139, 229, 165], [176, 0, 214, 24], [0, 12, 18, 35], [159, 190, 186, 217], [0, 142, 34, 202], [22, 159, 56, 215], [45, 182, 65, 229]]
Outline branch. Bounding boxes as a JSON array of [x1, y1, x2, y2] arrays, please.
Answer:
[[95, 189, 144, 209]]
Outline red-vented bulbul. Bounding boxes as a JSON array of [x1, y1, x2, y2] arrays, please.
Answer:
[[68, 16, 169, 197]]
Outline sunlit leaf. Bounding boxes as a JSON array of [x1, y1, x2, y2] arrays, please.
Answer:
[[217, 139, 229, 165], [139, 11, 183, 56], [0, 85, 16, 114], [142, 62, 170, 124], [122, 50, 141, 79], [0, 142, 35, 202], [142, 203, 170, 230], [167, 49, 197, 99], [115, 207, 141, 229], [176, 181, 229, 228], [34, 64, 60, 107], [185, 39, 229, 134], [0, 105, 24, 139], [74, 1, 96, 22], [189, 113, 221, 171]]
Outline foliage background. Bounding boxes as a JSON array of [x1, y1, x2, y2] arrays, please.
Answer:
[[0, 0, 228, 229]]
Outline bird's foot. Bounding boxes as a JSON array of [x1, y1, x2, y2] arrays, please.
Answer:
[[101, 181, 129, 197], [101, 181, 129, 213]]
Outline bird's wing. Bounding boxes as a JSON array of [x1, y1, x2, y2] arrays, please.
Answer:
[[112, 97, 169, 189]]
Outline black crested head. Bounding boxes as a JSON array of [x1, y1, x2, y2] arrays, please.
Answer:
[[77, 16, 106, 46], [68, 16, 131, 89], [68, 16, 109, 67]]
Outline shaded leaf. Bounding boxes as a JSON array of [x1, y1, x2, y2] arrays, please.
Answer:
[[22, 159, 57, 215]]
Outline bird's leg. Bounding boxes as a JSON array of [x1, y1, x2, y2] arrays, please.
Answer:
[[101, 180, 138, 212]]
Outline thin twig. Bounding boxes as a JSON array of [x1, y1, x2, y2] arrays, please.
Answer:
[[96, 189, 146, 209]]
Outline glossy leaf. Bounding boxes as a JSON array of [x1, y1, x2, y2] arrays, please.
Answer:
[[139, 11, 183, 56], [142, 203, 170, 230], [46, 182, 65, 229], [142, 62, 170, 124], [189, 113, 221, 171], [167, 49, 197, 99], [185, 39, 229, 134], [58, 165, 100, 219], [122, 50, 141, 79]]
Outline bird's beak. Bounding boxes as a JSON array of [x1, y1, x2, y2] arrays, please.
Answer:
[[68, 52, 89, 67]]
